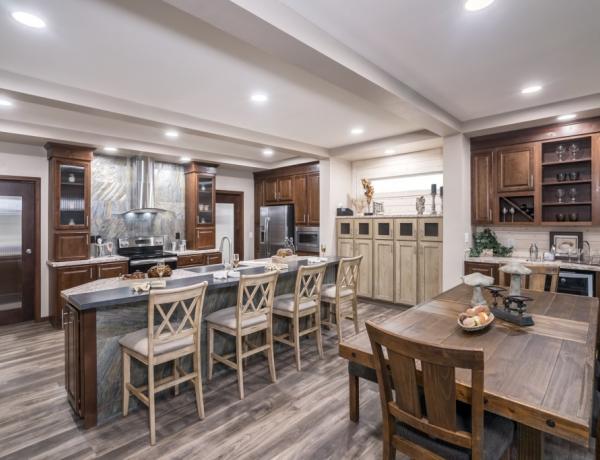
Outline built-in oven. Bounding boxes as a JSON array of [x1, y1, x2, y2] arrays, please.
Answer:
[[295, 226, 320, 253], [557, 270, 595, 297]]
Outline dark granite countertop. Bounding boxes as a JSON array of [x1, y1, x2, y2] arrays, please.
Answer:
[[66, 257, 341, 311]]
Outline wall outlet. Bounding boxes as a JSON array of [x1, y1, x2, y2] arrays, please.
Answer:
[[464, 232, 470, 243]]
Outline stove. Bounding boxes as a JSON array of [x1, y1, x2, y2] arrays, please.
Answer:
[[117, 236, 177, 273]]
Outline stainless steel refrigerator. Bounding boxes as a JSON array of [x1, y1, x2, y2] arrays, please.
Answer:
[[259, 205, 295, 258]]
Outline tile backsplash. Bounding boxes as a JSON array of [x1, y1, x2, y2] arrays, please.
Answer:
[[475, 226, 600, 257]]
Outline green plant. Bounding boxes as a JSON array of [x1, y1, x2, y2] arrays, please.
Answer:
[[469, 228, 513, 257]]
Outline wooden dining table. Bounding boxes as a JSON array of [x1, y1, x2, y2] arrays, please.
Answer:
[[339, 284, 599, 459]]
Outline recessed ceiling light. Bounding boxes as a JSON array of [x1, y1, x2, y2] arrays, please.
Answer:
[[262, 148, 274, 156], [165, 130, 179, 138], [521, 85, 542, 94], [350, 127, 364, 135], [0, 99, 13, 107], [103, 147, 118, 153], [11, 11, 46, 28], [250, 93, 269, 103], [464, 0, 495, 11], [180, 156, 191, 162], [384, 148, 395, 154], [557, 114, 577, 122]]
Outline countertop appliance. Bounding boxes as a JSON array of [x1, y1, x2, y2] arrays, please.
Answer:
[[259, 205, 294, 258], [295, 226, 319, 253], [117, 236, 177, 274], [557, 270, 595, 297], [336, 207, 353, 216]]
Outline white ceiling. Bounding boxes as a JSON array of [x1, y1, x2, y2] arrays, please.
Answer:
[[282, 0, 600, 122]]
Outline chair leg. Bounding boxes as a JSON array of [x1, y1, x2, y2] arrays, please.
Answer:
[[207, 325, 214, 381], [173, 357, 180, 396], [193, 348, 205, 419], [293, 315, 301, 371], [122, 350, 130, 416], [335, 302, 343, 342], [315, 310, 324, 359], [267, 325, 277, 383], [148, 364, 156, 445], [382, 414, 396, 460], [349, 373, 359, 422], [352, 297, 359, 334], [236, 334, 244, 400]]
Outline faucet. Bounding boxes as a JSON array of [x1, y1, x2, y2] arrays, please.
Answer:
[[219, 236, 232, 266]]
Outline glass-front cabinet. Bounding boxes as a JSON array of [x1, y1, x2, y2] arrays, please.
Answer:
[[185, 163, 217, 250], [197, 175, 214, 225], [57, 162, 89, 228]]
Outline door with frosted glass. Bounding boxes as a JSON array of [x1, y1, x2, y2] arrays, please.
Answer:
[[0, 180, 35, 325]]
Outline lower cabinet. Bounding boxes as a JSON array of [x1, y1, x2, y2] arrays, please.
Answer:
[[177, 251, 222, 268], [355, 239, 373, 298], [395, 240, 418, 305], [96, 261, 128, 279], [373, 240, 394, 302], [206, 252, 222, 265], [418, 241, 443, 303], [464, 261, 500, 284], [64, 303, 80, 414], [337, 238, 354, 258]]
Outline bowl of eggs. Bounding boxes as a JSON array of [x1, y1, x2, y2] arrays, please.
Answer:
[[458, 305, 494, 332]]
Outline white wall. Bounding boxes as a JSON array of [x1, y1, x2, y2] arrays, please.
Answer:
[[0, 142, 49, 317], [442, 134, 471, 290], [215, 167, 254, 260], [320, 158, 352, 255]]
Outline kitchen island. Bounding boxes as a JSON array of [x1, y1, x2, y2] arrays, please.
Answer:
[[61, 257, 341, 428]]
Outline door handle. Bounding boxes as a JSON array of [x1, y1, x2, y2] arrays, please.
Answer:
[[25, 248, 32, 254]]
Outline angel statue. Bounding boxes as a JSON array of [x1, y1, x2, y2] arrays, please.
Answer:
[[416, 196, 426, 215]]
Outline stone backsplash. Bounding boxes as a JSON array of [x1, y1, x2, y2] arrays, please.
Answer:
[[91, 154, 185, 246]]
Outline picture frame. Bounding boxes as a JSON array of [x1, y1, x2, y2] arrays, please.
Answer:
[[549, 231, 583, 259]]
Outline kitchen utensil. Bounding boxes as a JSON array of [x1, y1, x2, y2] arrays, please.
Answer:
[[509, 207, 515, 222], [502, 207, 508, 222]]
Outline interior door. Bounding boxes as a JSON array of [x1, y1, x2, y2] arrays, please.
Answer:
[[0, 180, 36, 325]]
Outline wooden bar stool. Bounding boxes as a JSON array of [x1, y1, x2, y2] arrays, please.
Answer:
[[273, 262, 327, 371], [119, 281, 208, 445], [205, 271, 278, 400], [321, 255, 362, 342]]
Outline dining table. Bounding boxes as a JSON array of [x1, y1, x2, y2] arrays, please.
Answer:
[[339, 283, 599, 459]]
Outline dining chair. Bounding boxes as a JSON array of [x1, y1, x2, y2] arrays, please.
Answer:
[[365, 320, 514, 460], [119, 281, 208, 445], [273, 262, 327, 371], [205, 270, 278, 400], [499, 264, 559, 292], [321, 255, 362, 342]]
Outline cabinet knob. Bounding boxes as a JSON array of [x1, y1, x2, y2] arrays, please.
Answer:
[[25, 248, 32, 254]]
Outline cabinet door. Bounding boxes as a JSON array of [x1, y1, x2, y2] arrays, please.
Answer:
[[497, 144, 534, 192], [374, 218, 394, 240], [418, 241, 443, 303], [54, 159, 91, 230], [464, 261, 499, 284], [418, 217, 443, 242], [355, 239, 373, 297], [394, 218, 418, 241], [55, 265, 94, 329], [336, 219, 353, 239], [264, 178, 278, 203], [395, 240, 417, 305], [277, 177, 294, 201], [373, 240, 394, 302], [96, 262, 128, 279], [354, 219, 373, 239], [178, 254, 206, 267], [64, 304, 80, 415], [306, 174, 320, 225], [337, 238, 354, 258], [54, 232, 89, 261], [293, 175, 307, 224], [206, 252, 222, 264], [195, 228, 215, 250], [472, 152, 494, 224], [196, 175, 215, 226]]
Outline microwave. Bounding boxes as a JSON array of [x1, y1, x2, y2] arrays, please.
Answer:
[[295, 226, 320, 253]]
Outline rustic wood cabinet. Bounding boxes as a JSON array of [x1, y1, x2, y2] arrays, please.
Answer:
[[336, 238, 354, 258], [185, 163, 217, 250], [496, 143, 535, 192], [373, 239, 394, 302], [46, 143, 93, 261], [471, 151, 494, 225], [394, 240, 418, 305], [355, 239, 373, 298], [418, 241, 443, 303]]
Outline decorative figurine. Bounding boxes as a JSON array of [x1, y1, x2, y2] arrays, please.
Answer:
[[462, 272, 494, 306], [499, 262, 532, 297], [430, 183, 437, 216], [361, 178, 374, 215], [416, 196, 426, 215]]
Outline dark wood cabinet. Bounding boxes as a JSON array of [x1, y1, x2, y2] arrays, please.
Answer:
[[471, 151, 494, 225], [496, 143, 535, 192], [64, 303, 80, 414], [307, 173, 320, 225], [177, 252, 222, 268], [185, 163, 217, 250], [46, 143, 93, 261], [464, 261, 499, 284], [264, 177, 293, 203], [206, 252, 222, 264], [50, 265, 95, 328], [293, 175, 307, 224], [96, 261, 128, 279]]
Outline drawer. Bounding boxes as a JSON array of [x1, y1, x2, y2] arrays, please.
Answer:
[[178, 254, 206, 267], [205, 252, 222, 265]]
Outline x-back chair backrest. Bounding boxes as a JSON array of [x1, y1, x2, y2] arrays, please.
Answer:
[[294, 263, 327, 311], [366, 321, 485, 460], [336, 255, 362, 297], [147, 281, 208, 359], [236, 271, 279, 330]]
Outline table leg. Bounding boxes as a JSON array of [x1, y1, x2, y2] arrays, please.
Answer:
[[349, 373, 359, 422], [517, 423, 543, 459]]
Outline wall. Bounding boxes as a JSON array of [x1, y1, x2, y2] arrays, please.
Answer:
[[320, 158, 352, 255], [0, 142, 49, 317], [215, 167, 255, 260]]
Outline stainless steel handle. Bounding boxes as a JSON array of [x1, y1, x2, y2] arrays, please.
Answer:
[[265, 217, 270, 255], [25, 248, 32, 254], [89, 267, 93, 280]]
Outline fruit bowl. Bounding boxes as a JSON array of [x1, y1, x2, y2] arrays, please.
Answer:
[[458, 305, 494, 332]]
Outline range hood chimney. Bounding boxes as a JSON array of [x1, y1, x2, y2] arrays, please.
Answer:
[[124, 156, 168, 214]]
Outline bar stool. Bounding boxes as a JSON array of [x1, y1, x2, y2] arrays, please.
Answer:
[[321, 255, 362, 342], [273, 262, 327, 371], [205, 271, 278, 400], [119, 281, 208, 445]]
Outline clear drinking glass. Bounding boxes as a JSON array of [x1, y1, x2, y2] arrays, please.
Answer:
[[156, 260, 166, 278], [320, 243, 326, 258], [555, 188, 565, 203], [556, 144, 566, 162], [568, 143, 579, 160], [232, 253, 240, 270], [568, 187, 577, 203]]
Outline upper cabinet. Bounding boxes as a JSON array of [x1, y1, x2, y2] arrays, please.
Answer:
[[264, 177, 293, 203], [496, 143, 535, 192], [185, 162, 217, 250], [471, 151, 494, 225], [306, 173, 320, 225], [46, 143, 93, 261]]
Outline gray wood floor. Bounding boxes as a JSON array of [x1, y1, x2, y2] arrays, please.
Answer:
[[0, 301, 594, 459]]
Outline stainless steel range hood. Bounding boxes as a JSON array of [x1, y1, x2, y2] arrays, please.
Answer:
[[122, 156, 168, 214]]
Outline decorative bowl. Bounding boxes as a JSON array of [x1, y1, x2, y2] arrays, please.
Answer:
[[458, 313, 494, 332], [458, 305, 494, 332]]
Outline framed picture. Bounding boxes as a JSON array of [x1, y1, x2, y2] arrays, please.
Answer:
[[549, 231, 582, 259]]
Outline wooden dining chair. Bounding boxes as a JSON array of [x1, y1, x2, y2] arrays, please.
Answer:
[[273, 262, 327, 371], [119, 281, 208, 445], [321, 255, 362, 342], [205, 271, 278, 400], [365, 320, 514, 460]]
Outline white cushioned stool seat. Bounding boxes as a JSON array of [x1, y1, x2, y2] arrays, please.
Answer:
[[119, 327, 194, 357], [205, 306, 267, 329], [321, 283, 353, 300], [273, 293, 317, 313]]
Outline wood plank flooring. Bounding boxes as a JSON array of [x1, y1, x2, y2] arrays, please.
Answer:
[[0, 301, 595, 459]]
